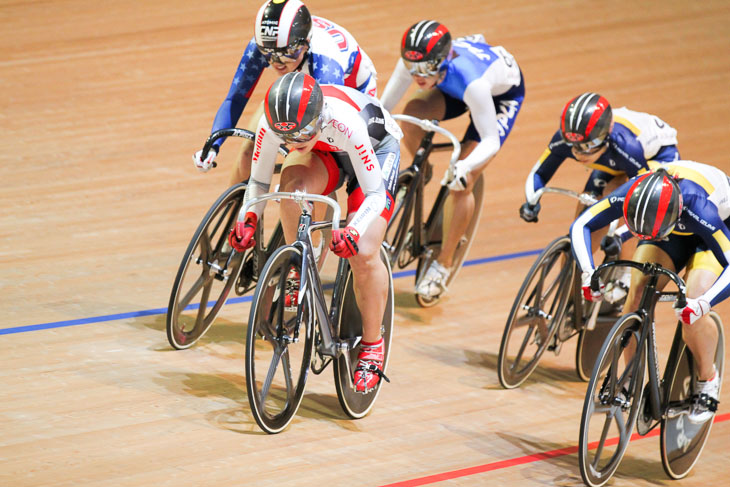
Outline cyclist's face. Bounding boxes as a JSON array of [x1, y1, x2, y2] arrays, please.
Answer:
[[288, 136, 319, 153], [413, 72, 441, 89], [572, 143, 608, 164], [268, 47, 307, 75]]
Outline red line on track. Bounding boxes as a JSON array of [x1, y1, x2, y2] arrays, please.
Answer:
[[379, 412, 730, 487]]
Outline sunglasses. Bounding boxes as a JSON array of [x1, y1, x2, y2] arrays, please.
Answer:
[[278, 115, 322, 144], [403, 59, 442, 78], [569, 137, 608, 155], [257, 43, 306, 64]]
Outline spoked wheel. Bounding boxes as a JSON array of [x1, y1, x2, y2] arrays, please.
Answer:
[[660, 312, 725, 479], [245, 245, 313, 434], [497, 235, 575, 389], [334, 246, 394, 418], [384, 171, 415, 269], [578, 313, 645, 487], [414, 174, 485, 308], [166, 183, 246, 350]]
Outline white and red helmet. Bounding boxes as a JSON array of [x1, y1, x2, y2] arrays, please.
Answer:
[[254, 0, 312, 51]]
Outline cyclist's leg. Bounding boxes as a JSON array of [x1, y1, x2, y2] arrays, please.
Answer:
[[277, 150, 337, 243], [228, 104, 265, 186], [682, 250, 722, 381], [399, 88, 447, 157]]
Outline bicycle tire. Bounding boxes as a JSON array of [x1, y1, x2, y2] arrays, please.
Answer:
[[333, 246, 394, 418], [497, 235, 575, 389], [660, 312, 725, 479], [166, 184, 247, 350], [414, 174, 485, 307], [245, 245, 313, 434], [384, 171, 416, 269], [578, 313, 645, 487]]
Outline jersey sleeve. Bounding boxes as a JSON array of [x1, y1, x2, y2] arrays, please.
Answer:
[[569, 180, 630, 272], [379, 59, 412, 112], [210, 38, 268, 151], [242, 117, 281, 219], [343, 117, 387, 236], [524, 132, 570, 205], [457, 78, 501, 172]]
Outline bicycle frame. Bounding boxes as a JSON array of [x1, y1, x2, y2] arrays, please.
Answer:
[[592, 260, 687, 422], [240, 191, 355, 363]]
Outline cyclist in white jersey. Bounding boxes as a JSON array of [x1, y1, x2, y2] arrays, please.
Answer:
[[380, 20, 525, 299], [229, 72, 402, 393]]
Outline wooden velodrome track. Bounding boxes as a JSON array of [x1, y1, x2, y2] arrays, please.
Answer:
[[3, 0, 730, 485]]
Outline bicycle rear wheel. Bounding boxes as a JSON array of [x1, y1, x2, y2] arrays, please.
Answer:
[[414, 174, 485, 307], [578, 313, 645, 487], [166, 184, 246, 349], [333, 246, 394, 418], [384, 171, 416, 269], [661, 312, 725, 479], [245, 245, 313, 434], [497, 235, 574, 389]]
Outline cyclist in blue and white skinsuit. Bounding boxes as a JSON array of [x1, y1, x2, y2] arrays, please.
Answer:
[[380, 20, 525, 299], [570, 161, 730, 423], [192, 0, 377, 187]]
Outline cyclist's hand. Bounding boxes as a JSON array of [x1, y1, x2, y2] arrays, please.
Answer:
[[330, 226, 360, 258], [193, 148, 217, 172], [228, 212, 257, 252], [581, 270, 604, 302], [674, 297, 711, 325], [600, 234, 622, 258], [519, 202, 541, 223], [443, 162, 468, 191]]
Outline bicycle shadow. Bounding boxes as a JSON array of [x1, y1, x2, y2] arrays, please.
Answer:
[[155, 367, 374, 435], [490, 431, 667, 486], [132, 313, 249, 349]]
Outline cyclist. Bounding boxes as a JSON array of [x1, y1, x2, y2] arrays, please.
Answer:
[[380, 20, 525, 299], [521, 93, 680, 300], [192, 0, 377, 186], [570, 162, 730, 423], [229, 72, 402, 393]]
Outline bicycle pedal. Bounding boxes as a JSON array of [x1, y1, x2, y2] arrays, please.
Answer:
[[547, 336, 563, 355]]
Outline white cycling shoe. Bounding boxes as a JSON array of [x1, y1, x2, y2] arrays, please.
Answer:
[[416, 261, 450, 298], [689, 366, 720, 424]]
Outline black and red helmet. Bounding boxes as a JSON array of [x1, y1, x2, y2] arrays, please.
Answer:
[[254, 0, 312, 62], [401, 20, 452, 77], [623, 169, 683, 240], [560, 92, 613, 154], [264, 72, 324, 142]]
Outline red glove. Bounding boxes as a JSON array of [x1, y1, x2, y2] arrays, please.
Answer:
[[330, 226, 360, 258], [228, 212, 257, 252], [581, 271, 604, 302]]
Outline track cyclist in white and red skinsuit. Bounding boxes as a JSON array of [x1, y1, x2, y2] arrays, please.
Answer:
[[570, 161, 730, 423], [380, 20, 525, 300], [230, 72, 402, 393], [192, 0, 377, 187]]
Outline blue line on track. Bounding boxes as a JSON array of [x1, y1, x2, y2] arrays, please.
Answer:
[[0, 248, 541, 336]]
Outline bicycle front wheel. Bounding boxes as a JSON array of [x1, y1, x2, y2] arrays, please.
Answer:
[[334, 246, 394, 418], [578, 313, 645, 487], [497, 235, 574, 389], [661, 312, 725, 479], [166, 184, 246, 350], [245, 245, 313, 434]]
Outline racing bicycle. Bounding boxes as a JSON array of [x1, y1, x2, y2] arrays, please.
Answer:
[[244, 191, 394, 434]]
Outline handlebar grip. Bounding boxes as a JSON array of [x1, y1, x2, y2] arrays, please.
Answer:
[[675, 295, 687, 309], [590, 272, 601, 292]]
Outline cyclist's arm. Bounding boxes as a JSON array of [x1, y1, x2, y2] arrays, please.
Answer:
[[524, 137, 566, 205], [379, 59, 412, 112], [210, 39, 268, 151], [457, 78, 501, 172], [308, 52, 346, 85], [570, 183, 629, 272], [242, 118, 280, 218], [689, 198, 730, 306], [343, 123, 387, 236]]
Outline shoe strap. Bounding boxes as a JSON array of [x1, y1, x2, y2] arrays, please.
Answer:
[[692, 393, 719, 412]]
